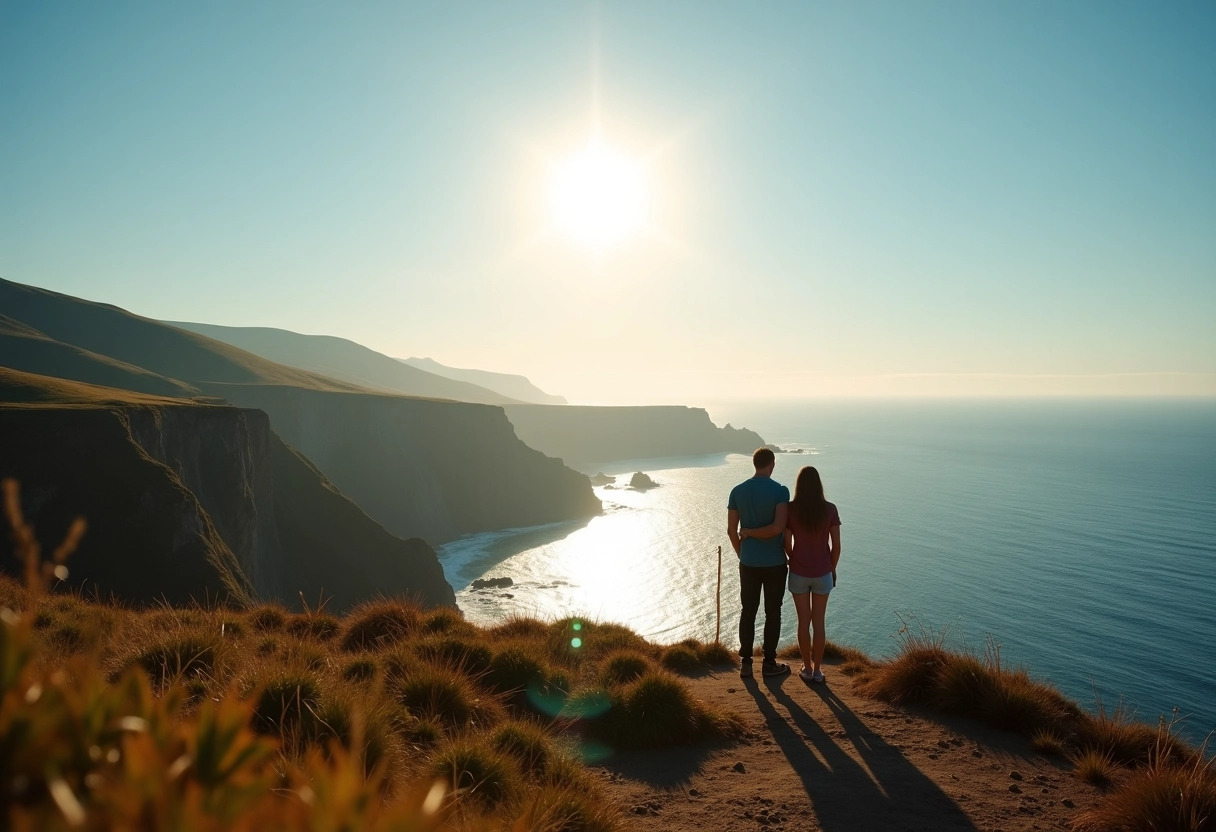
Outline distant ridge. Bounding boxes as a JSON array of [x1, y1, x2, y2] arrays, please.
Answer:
[[0, 278, 360, 393], [168, 321, 518, 405], [401, 356, 566, 405]]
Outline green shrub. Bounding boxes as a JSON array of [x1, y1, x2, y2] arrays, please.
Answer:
[[413, 636, 493, 674], [340, 600, 419, 652], [490, 721, 557, 779], [252, 673, 322, 737], [660, 645, 701, 674], [422, 607, 466, 634], [398, 663, 501, 729], [592, 671, 724, 749], [286, 614, 340, 642], [134, 633, 219, 683], [485, 645, 549, 696], [599, 650, 651, 686], [518, 782, 619, 832], [341, 657, 378, 683], [696, 641, 735, 665], [430, 740, 521, 810], [248, 605, 287, 632]]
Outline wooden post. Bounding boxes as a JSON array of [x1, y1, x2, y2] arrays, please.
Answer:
[[715, 545, 722, 645]]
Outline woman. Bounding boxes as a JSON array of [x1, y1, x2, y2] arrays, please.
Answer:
[[784, 466, 841, 683]]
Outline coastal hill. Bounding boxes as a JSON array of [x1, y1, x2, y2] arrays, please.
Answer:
[[168, 320, 518, 405], [0, 279, 359, 393], [505, 404, 767, 467], [0, 278, 602, 547], [401, 356, 567, 404], [0, 367, 454, 610]]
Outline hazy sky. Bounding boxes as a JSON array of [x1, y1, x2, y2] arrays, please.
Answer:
[[3, 2, 1214, 404]]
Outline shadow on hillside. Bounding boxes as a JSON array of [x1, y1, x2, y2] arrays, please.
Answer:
[[748, 677, 979, 832], [592, 736, 735, 788]]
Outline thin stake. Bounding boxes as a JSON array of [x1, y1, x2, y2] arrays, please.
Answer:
[[715, 545, 722, 645]]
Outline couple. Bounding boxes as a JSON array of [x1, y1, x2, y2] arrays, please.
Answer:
[[727, 447, 841, 683]]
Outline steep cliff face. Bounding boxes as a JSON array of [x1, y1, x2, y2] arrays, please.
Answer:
[[120, 407, 283, 601], [205, 385, 602, 543], [0, 407, 253, 606], [0, 398, 455, 609], [503, 405, 768, 466]]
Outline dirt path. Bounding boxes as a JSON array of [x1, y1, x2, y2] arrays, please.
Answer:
[[594, 662, 1105, 832]]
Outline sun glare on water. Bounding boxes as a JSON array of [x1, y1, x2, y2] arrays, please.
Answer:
[[548, 141, 650, 251]]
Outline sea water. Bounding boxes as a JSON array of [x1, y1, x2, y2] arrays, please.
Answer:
[[440, 400, 1216, 745]]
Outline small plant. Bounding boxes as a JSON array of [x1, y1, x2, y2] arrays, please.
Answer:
[[342, 657, 378, 683], [592, 671, 731, 750], [485, 645, 549, 696], [1073, 739, 1216, 832], [599, 650, 651, 686], [132, 633, 219, 686], [403, 715, 445, 748], [490, 721, 557, 778], [286, 613, 340, 642], [1074, 748, 1118, 788], [252, 673, 322, 737], [398, 663, 501, 728], [1030, 728, 1066, 756], [413, 636, 493, 674], [660, 644, 701, 673], [430, 740, 521, 810], [248, 605, 287, 632], [696, 641, 735, 665], [340, 600, 420, 652], [422, 607, 466, 634]]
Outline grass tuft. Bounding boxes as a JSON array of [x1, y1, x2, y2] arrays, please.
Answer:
[[1073, 748, 1118, 788], [660, 644, 701, 674], [599, 650, 652, 686], [339, 600, 420, 652], [430, 740, 521, 810]]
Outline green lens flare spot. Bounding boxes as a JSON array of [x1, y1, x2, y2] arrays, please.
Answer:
[[571, 637, 583, 649], [572, 621, 583, 631]]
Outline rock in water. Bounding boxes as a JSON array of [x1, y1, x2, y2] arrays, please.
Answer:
[[629, 471, 658, 490], [471, 576, 514, 589]]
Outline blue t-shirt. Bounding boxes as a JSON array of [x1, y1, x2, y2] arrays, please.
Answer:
[[728, 476, 790, 567]]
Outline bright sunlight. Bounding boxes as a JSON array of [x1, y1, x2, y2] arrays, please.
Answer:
[[548, 140, 650, 250]]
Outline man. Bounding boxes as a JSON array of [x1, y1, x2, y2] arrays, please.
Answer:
[[727, 447, 790, 678]]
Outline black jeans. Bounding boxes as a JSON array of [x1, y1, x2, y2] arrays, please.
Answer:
[[739, 563, 787, 663]]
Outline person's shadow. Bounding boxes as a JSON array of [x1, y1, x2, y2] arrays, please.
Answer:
[[745, 675, 978, 831]]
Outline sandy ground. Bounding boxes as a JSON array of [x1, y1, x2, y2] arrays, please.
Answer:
[[593, 661, 1106, 832]]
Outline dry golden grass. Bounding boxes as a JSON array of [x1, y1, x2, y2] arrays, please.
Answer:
[[850, 614, 1214, 831], [1072, 739, 1216, 832], [0, 478, 743, 829]]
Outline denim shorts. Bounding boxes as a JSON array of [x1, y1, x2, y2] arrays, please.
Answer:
[[788, 570, 834, 595]]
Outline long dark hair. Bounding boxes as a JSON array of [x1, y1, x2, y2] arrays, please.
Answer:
[[791, 466, 828, 530]]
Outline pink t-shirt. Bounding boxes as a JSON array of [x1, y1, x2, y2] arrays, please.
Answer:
[[786, 502, 841, 578]]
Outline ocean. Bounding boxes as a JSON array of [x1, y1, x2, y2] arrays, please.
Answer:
[[440, 399, 1216, 746]]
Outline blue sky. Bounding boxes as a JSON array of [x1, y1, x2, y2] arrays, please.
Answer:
[[2, 1, 1213, 403]]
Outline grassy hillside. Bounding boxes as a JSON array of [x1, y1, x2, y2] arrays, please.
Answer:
[[0, 504, 739, 830], [0, 278, 363, 393], [2, 501, 1210, 830], [0, 366, 195, 407], [169, 321, 518, 404], [0, 316, 201, 399]]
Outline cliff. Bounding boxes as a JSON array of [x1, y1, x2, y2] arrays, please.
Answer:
[[0, 371, 455, 609], [0, 278, 602, 546], [204, 384, 602, 543], [503, 404, 767, 466]]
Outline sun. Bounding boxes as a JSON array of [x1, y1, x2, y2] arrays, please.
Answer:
[[548, 140, 650, 251]]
